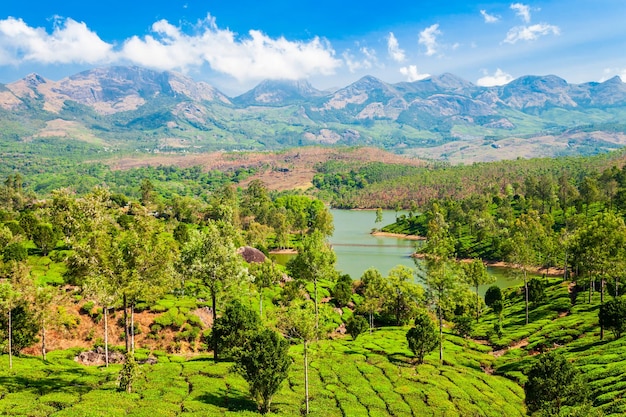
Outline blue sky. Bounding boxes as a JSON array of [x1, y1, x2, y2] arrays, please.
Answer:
[[1, 0, 625, 95]]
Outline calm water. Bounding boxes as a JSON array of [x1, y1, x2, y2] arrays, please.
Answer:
[[273, 209, 523, 294]]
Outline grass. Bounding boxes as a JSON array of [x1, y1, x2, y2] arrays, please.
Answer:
[[0, 325, 525, 416]]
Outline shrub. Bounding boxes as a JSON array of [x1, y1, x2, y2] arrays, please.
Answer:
[[484, 285, 502, 308], [346, 315, 368, 340]]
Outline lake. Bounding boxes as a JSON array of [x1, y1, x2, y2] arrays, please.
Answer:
[[273, 209, 523, 294]]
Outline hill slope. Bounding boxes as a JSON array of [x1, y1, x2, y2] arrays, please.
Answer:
[[1, 66, 626, 161]]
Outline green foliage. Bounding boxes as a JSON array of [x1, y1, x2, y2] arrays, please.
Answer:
[[0, 302, 39, 355], [212, 300, 261, 359], [406, 311, 439, 364], [234, 329, 291, 414], [118, 353, 138, 393], [599, 297, 626, 339], [332, 274, 353, 307], [528, 277, 547, 305], [453, 315, 474, 338], [485, 285, 503, 308], [524, 351, 589, 416], [345, 315, 368, 340]]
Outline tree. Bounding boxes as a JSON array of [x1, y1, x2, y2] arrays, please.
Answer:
[[462, 259, 494, 321], [346, 315, 368, 340], [484, 285, 503, 309], [598, 297, 626, 339], [508, 210, 546, 325], [528, 277, 546, 305], [418, 207, 458, 362], [32, 222, 58, 256], [332, 274, 353, 307], [179, 222, 249, 360], [118, 353, 138, 393], [406, 311, 438, 364], [287, 230, 337, 333], [524, 351, 588, 415], [374, 208, 383, 228], [280, 300, 317, 415], [384, 265, 423, 326], [358, 268, 387, 333], [249, 259, 282, 317], [212, 300, 261, 359], [235, 329, 291, 415], [32, 286, 58, 361]]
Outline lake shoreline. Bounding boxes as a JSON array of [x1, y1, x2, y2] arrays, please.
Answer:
[[370, 231, 425, 240]]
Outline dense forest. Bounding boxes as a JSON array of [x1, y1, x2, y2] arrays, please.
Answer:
[[1, 147, 626, 416]]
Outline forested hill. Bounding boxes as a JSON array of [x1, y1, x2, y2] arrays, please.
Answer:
[[1, 66, 626, 161]]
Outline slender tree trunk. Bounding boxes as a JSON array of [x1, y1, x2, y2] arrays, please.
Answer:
[[563, 249, 568, 281], [313, 278, 319, 335], [123, 293, 130, 353], [601, 279, 605, 303], [131, 303, 135, 353], [8, 309, 12, 370], [369, 310, 373, 334], [212, 289, 218, 361], [524, 271, 529, 325], [476, 283, 480, 322], [438, 302, 443, 363], [304, 340, 309, 415], [104, 306, 109, 367], [589, 278, 593, 304], [41, 318, 46, 361]]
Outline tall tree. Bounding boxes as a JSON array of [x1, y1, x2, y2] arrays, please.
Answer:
[[507, 210, 546, 325], [249, 259, 282, 318], [358, 268, 387, 333], [462, 259, 494, 321], [287, 230, 337, 333], [384, 265, 423, 326], [418, 207, 458, 363], [179, 222, 248, 360], [280, 301, 317, 415]]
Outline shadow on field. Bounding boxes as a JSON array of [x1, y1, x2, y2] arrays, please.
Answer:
[[0, 369, 94, 396], [197, 389, 256, 413]]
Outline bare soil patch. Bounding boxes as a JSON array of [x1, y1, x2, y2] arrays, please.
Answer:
[[104, 147, 426, 191]]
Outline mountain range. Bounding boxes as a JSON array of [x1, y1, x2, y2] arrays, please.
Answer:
[[1, 66, 626, 162]]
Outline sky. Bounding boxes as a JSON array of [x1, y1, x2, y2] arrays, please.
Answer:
[[1, 0, 625, 95]]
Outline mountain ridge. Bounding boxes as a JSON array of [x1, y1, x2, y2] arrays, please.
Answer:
[[1, 65, 626, 161]]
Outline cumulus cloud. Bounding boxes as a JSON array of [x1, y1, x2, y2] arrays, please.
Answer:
[[480, 10, 500, 23], [504, 23, 560, 43], [476, 69, 514, 86], [121, 16, 341, 81], [418, 24, 441, 56], [0, 17, 113, 65], [400, 65, 429, 82], [387, 32, 405, 62], [0, 15, 341, 83], [510, 3, 531, 23]]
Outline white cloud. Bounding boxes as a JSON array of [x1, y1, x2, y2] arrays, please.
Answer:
[[476, 69, 514, 86], [121, 16, 341, 82], [342, 46, 379, 73], [400, 65, 429, 82], [418, 24, 441, 57], [504, 23, 560, 43], [0, 17, 113, 65], [601, 68, 626, 82], [510, 3, 531, 23], [0, 15, 341, 83], [480, 10, 500, 23], [387, 32, 405, 62]]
